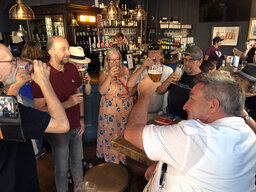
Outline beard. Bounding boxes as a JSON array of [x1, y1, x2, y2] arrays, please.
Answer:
[[60, 56, 70, 65], [60, 59, 69, 65], [184, 66, 193, 75], [4, 68, 17, 86]]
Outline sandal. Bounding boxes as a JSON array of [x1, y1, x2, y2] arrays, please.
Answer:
[[67, 169, 73, 184], [82, 159, 93, 170]]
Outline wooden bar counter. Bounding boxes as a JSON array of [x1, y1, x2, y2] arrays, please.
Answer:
[[112, 118, 181, 166], [112, 135, 154, 166]]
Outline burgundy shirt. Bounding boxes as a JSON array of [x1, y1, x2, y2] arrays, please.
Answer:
[[32, 62, 82, 130]]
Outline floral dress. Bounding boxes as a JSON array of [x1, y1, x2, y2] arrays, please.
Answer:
[[96, 72, 133, 164]]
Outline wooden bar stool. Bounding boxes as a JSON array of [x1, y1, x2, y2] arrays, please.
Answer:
[[84, 162, 130, 192]]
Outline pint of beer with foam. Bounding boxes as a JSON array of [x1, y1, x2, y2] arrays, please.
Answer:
[[78, 68, 88, 84], [148, 65, 163, 82]]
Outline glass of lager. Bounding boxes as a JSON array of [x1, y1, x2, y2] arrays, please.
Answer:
[[148, 65, 163, 82], [175, 63, 184, 81], [78, 68, 88, 85]]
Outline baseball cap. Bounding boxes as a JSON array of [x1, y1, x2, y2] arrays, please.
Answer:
[[184, 45, 203, 60], [212, 36, 224, 44]]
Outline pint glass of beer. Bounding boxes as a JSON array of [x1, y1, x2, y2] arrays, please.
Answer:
[[78, 68, 88, 84], [148, 65, 163, 82], [175, 63, 184, 80]]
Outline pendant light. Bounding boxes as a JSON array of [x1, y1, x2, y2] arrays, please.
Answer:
[[101, 0, 121, 20], [132, 1, 147, 21], [9, 0, 35, 20]]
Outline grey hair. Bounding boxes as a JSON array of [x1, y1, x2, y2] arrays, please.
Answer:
[[194, 71, 245, 116], [103, 47, 123, 72]]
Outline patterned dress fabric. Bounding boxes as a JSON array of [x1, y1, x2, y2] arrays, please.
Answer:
[[97, 72, 133, 164]]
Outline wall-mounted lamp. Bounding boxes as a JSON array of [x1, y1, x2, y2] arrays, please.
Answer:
[[71, 15, 79, 27], [132, 1, 147, 45], [15, 24, 27, 37], [131, 3, 147, 21]]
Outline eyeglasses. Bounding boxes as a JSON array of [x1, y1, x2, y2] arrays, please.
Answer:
[[148, 45, 161, 50], [108, 58, 120, 63], [0, 58, 17, 66]]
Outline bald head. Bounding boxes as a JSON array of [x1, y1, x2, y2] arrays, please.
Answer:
[[0, 43, 17, 86], [47, 36, 70, 66], [0, 44, 12, 61], [47, 36, 68, 51]]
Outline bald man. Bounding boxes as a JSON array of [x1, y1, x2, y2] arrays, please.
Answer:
[[0, 44, 69, 192], [32, 36, 85, 192]]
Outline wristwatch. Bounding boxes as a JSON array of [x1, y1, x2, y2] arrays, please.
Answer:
[[243, 115, 250, 121]]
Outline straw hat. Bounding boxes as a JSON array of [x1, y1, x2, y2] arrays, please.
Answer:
[[69, 46, 91, 64]]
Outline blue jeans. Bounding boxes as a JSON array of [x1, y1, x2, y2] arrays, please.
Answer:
[[47, 127, 83, 192]]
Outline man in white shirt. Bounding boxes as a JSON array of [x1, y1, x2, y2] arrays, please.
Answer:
[[124, 71, 256, 192]]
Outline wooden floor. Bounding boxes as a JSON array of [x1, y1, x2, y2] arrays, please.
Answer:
[[36, 142, 147, 192]]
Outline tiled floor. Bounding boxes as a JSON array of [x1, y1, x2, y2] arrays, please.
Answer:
[[36, 142, 147, 192]]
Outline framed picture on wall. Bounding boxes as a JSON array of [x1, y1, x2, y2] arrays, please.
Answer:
[[212, 26, 240, 46], [247, 18, 256, 40]]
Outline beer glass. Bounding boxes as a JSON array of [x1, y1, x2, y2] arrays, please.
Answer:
[[78, 68, 88, 85], [175, 63, 184, 81], [17, 58, 33, 84], [75, 181, 98, 192], [148, 65, 163, 82]]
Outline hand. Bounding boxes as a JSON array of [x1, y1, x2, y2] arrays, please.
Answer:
[[66, 93, 84, 107], [139, 74, 161, 96], [142, 58, 154, 68], [16, 68, 32, 86], [245, 91, 256, 97], [144, 162, 157, 181], [109, 66, 120, 78], [32, 60, 50, 86], [167, 73, 179, 84], [247, 40, 254, 49], [119, 92, 132, 99], [84, 72, 91, 84], [78, 118, 85, 136]]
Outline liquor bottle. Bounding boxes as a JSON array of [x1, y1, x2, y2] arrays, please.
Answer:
[[124, 4, 128, 26]]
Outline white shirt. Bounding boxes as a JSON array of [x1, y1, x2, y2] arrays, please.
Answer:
[[143, 117, 256, 192], [135, 64, 173, 113]]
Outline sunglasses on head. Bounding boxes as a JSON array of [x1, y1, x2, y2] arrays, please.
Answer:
[[148, 45, 161, 51]]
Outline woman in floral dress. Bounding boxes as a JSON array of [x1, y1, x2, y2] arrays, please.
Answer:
[[97, 47, 135, 164]]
